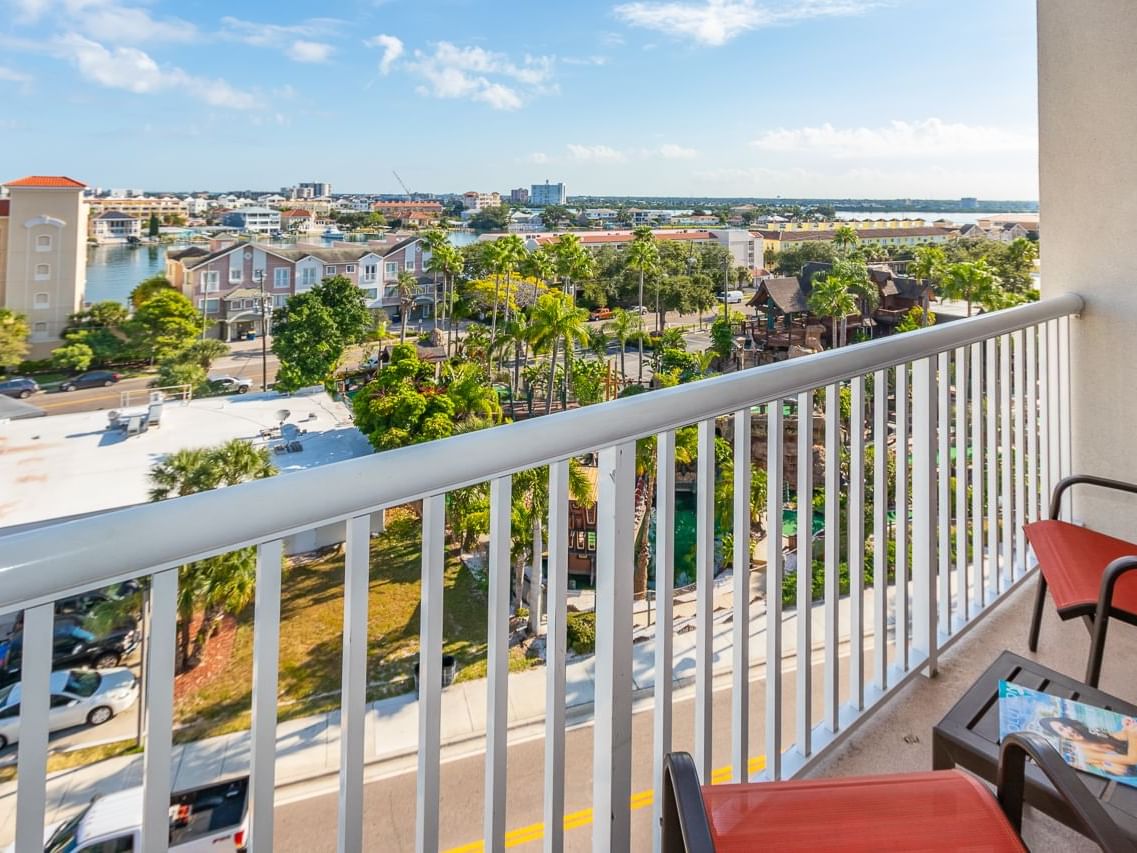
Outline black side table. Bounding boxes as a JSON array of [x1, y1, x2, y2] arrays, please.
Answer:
[[933, 650, 1137, 842]]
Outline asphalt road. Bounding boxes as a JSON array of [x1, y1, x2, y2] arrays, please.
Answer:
[[32, 376, 154, 416], [274, 650, 862, 852]]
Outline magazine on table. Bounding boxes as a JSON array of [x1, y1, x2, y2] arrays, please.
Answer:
[[999, 681, 1137, 787]]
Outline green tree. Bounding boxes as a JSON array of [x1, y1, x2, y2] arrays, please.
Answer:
[[529, 291, 590, 415], [427, 242, 464, 355], [909, 245, 946, 288], [484, 235, 526, 367], [0, 308, 30, 369], [130, 289, 202, 363], [626, 228, 659, 382], [832, 224, 859, 255], [155, 359, 207, 391], [394, 271, 419, 343], [176, 338, 229, 369], [808, 259, 876, 347], [446, 361, 504, 422], [352, 344, 459, 450], [312, 275, 370, 345], [62, 302, 137, 367], [540, 205, 571, 228], [769, 241, 837, 276], [895, 306, 938, 333], [148, 440, 277, 669], [52, 341, 93, 372], [941, 260, 999, 317], [468, 204, 511, 232], [129, 274, 174, 311], [271, 293, 342, 390], [147, 213, 160, 239], [605, 307, 640, 379]]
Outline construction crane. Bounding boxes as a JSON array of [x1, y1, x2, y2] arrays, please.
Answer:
[[392, 170, 415, 201]]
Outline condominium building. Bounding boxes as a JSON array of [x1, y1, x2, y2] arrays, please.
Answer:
[[530, 181, 567, 206], [220, 207, 282, 234], [462, 191, 501, 211], [509, 188, 530, 204], [0, 176, 88, 359], [91, 210, 142, 245], [166, 235, 429, 340], [85, 195, 186, 223], [752, 224, 954, 257]]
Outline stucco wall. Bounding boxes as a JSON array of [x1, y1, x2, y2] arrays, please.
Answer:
[[1038, 0, 1137, 535]]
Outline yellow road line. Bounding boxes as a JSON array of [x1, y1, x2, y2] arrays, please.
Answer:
[[443, 755, 766, 851]]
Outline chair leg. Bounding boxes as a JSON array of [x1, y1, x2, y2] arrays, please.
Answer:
[[1028, 575, 1047, 652], [1086, 613, 1110, 688]]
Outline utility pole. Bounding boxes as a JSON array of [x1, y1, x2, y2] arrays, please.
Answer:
[[255, 269, 272, 391], [722, 253, 730, 320]]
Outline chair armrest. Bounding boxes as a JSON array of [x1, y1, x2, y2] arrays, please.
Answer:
[[997, 732, 1133, 852], [1050, 475, 1137, 520], [1098, 556, 1137, 617], [662, 752, 715, 853]]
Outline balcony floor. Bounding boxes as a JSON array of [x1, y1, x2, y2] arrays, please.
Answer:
[[805, 574, 1137, 852]]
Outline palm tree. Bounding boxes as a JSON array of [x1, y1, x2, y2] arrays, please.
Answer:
[[512, 461, 593, 634], [605, 307, 640, 379], [423, 229, 450, 330], [941, 260, 999, 317], [485, 235, 526, 368], [446, 361, 504, 423], [551, 233, 586, 296], [529, 291, 590, 415], [522, 247, 556, 292], [808, 273, 858, 348], [148, 440, 277, 669], [626, 228, 659, 383], [394, 271, 419, 343], [832, 224, 859, 256], [429, 243, 465, 355]]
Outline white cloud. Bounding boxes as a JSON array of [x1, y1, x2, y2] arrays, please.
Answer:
[[405, 41, 555, 110], [0, 65, 32, 83], [220, 17, 341, 63], [657, 143, 698, 159], [568, 144, 627, 162], [7, 0, 196, 44], [562, 55, 608, 66], [287, 40, 334, 63], [365, 34, 403, 74], [613, 0, 882, 46], [57, 34, 256, 109], [527, 152, 550, 164], [751, 118, 1036, 158]]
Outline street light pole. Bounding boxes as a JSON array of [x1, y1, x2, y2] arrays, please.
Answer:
[[722, 254, 730, 320], [255, 269, 272, 391]]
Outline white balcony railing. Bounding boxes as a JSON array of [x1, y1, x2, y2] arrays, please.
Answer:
[[0, 294, 1079, 852]]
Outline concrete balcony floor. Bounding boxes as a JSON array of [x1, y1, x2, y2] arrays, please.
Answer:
[[806, 574, 1137, 852]]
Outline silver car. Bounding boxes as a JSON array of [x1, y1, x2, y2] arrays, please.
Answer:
[[0, 668, 138, 749]]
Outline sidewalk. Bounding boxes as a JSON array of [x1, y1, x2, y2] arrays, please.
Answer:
[[0, 588, 880, 844]]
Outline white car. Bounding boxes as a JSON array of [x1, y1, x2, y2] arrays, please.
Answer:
[[630, 305, 650, 315], [0, 668, 138, 750], [209, 375, 251, 394]]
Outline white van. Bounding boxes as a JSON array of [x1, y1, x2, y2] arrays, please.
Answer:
[[721, 290, 744, 304]]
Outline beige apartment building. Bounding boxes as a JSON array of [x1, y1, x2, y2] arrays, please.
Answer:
[[1, 176, 88, 359]]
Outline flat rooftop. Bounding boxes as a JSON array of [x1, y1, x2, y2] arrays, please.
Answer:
[[0, 390, 371, 531]]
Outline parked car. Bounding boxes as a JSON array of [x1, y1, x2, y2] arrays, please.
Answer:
[[0, 667, 139, 750], [59, 370, 121, 391], [6, 581, 140, 637], [209, 374, 251, 394], [5, 775, 249, 853], [589, 307, 613, 321], [630, 305, 650, 315], [0, 616, 139, 686], [0, 377, 40, 399], [718, 290, 744, 304]]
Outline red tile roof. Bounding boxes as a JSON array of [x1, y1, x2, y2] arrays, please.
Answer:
[[534, 230, 714, 246], [4, 175, 87, 188]]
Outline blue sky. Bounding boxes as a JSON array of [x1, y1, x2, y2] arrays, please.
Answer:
[[0, 0, 1039, 198]]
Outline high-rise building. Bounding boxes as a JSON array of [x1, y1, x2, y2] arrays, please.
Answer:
[[0, 176, 88, 359], [530, 181, 567, 206], [509, 187, 529, 204], [298, 181, 332, 199], [960, 197, 979, 209]]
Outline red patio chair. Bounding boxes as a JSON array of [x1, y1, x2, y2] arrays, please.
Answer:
[[661, 734, 1130, 852], [1025, 475, 1137, 687]]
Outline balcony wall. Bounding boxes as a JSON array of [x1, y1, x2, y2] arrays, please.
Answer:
[[1038, 0, 1137, 537]]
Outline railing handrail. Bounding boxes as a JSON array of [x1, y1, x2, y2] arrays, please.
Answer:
[[0, 293, 1081, 613]]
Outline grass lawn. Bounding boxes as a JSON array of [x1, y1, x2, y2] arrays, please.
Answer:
[[173, 509, 538, 743]]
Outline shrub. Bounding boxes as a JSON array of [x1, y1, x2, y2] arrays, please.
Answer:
[[155, 360, 207, 392], [566, 611, 596, 655], [51, 342, 94, 372]]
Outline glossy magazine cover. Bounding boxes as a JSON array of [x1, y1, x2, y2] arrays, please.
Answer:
[[999, 680, 1137, 787]]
